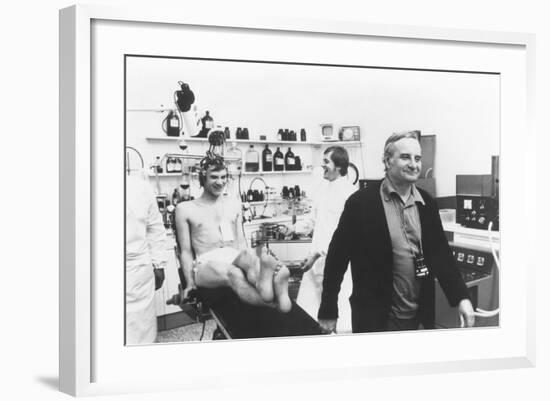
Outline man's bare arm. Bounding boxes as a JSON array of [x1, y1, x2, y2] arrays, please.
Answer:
[[234, 206, 248, 249], [175, 203, 196, 298]]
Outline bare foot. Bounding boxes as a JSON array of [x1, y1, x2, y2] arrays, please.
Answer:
[[232, 249, 259, 286], [257, 247, 276, 302], [273, 265, 292, 313]]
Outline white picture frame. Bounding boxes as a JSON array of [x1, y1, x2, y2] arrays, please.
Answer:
[[59, 4, 535, 397]]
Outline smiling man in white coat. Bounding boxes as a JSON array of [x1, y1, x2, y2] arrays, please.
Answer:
[[287, 146, 357, 333], [126, 175, 168, 344]]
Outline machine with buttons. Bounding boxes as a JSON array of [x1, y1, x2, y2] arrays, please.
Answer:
[[435, 242, 499, 328], [455, 156, 499, 230]]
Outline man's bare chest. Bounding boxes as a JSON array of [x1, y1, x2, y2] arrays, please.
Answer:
[[188, 204, 236, 230]]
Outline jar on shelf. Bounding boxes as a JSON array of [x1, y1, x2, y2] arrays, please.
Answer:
[[245, 145, 259, 172]]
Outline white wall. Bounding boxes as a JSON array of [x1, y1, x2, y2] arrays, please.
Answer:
[[127, 56, 499, 197]]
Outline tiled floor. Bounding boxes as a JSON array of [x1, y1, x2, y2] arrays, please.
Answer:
[[157, 319, 217, 343]]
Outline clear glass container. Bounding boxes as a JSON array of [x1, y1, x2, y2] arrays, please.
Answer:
[[245, 145, 259, 172]]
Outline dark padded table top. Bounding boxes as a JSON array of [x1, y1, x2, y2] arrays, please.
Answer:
[[197, 287, 324, 339]]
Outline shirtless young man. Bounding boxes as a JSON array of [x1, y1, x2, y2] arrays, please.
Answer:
[[175, 156, 292, 312]]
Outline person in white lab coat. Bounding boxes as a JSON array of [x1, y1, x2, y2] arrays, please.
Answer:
[[126, 175, 168, 344], [289, 146, 357, 333]]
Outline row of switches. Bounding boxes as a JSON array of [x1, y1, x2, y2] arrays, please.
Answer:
[[453, 250, 486, 267]]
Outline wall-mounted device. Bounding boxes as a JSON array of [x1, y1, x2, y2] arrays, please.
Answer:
[[338, 126, 361, 141], [456, 156, 499, 230], [320, 123, 336, 141]]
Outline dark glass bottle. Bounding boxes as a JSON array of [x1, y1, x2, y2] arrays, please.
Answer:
[[166, 110, 181, 137], [294, 185, 301, 199], [273, 147, 284, 171], [277, 129, 283, 141], [224, 126, 230, 139], [284, 147, 295, 171], [282, 186, 289, 198], [295, 155, 302, 171], [283, 129, 290, 141], [236, 127, 242, 140], [242, 128, 250, 140], [172, 188, 180, 206], [155, 156, 163, 173], [247, 189, 254, 202], [290, 130, 296, 141], [262, 144, 273, 172], [198, 111, 214, 137], [300, 128, 307, 142], [252, 190, 260, 202]]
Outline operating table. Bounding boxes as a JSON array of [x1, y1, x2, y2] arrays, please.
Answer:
[[193, 287, 323, 339], [168, 265, 323, 340]]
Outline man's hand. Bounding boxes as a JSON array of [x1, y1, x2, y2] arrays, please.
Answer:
[[154, 268, 165, 290], [318, 318, 338, 334], [458, 298, 475, 328], [182, 286, 196, 302], [166, 285, 196, 307], [300, 252, 320, 273]]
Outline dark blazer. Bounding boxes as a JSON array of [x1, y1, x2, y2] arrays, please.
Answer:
[[318, 180, 469, 332]]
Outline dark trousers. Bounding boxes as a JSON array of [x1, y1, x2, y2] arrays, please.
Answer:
[[386, 314, 420, 331]]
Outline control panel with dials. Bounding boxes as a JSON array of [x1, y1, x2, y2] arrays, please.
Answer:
[[436, 242, 499, 328], [450, 242, 494, 283]]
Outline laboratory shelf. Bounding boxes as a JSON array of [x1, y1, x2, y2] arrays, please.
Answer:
[[241, 170, 311, 176], [148, 171, 310, 177], [256, 239, 312, 244], [230, 139, 319, 146], [246, 199, 286, 206], [145, 136, 362, 147], [145, 136, 184, 141], [316, 140, 362, 147], [128, 108, 173, 112], [149, 173, 187, 178], [148, 172, 184, 177]]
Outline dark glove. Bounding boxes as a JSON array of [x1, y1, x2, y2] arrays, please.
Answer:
[[154, 268, 165, 290], [175, 81, 195, 112]]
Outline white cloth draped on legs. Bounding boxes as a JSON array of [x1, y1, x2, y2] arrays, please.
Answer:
[[195, 247, 240, 265]]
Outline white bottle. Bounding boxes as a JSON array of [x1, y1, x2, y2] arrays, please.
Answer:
[[226, 141, 243, 176], [245, 145, 260, 172]]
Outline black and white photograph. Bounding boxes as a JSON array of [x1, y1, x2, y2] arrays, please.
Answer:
[[2, 0, 538, 399], [124, 55, 500, 345]]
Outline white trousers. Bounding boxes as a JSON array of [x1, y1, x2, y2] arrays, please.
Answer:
[[296, 256, 353, 334], [126, 260, 157, 344]]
